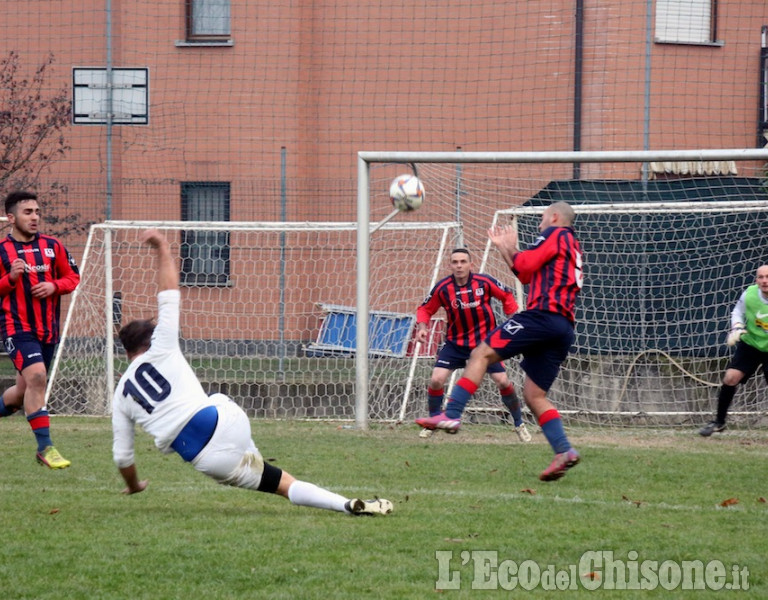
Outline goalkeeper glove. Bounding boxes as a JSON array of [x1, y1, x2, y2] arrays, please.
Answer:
[[727, 324, 746, 346]]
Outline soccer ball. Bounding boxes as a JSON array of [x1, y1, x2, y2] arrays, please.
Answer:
[[389, 174, 425, 212]]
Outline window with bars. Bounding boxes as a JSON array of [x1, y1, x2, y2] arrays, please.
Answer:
[[655, 0, 718, 45], [180, 182, 231, 286]]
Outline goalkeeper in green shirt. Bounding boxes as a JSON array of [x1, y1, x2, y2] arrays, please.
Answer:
[[699, 265, 768, 436]]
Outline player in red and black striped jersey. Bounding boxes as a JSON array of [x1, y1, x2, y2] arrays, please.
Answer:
[[417, 202, 583, 481], [414, 248, 530, 442], [0, 191, 80, 469]]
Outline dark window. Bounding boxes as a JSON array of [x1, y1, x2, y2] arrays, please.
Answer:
[[180, 182, 230, 286]]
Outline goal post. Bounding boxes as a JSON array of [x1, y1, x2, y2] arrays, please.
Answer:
[[357, 149, 768, 430], [46, 220, 462, 420]]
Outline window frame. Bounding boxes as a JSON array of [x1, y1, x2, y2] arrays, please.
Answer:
[[185, 0, 231, 43], [654, 0, 720, 46]]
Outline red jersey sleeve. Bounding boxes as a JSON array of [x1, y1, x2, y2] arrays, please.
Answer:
[[52, 242, 80, 295], [511, 229, 559, 283], [416, 287, 442, 324]]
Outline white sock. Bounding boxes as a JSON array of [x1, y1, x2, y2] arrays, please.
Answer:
[[287, 480, 349, 513]]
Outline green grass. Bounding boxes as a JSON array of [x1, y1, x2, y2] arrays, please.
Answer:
[[1, 418, 766, 598]]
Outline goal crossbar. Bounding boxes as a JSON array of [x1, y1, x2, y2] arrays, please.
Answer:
[[359, 148, 768, 164], [494, 200, 768, 215]]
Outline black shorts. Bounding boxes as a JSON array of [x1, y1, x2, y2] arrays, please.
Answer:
[[729, 341, 768, 385]]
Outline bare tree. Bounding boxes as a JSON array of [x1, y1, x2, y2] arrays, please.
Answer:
[[0, 51, 87, 236]]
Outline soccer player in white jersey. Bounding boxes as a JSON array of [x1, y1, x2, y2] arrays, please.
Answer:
[[111, 229, 392, 516]]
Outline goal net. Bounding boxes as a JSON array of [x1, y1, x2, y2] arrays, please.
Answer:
[[485, 201, 768, 428], [46, 220, 461, 420], [360, 151, 768, 429], [46, 153, 768, 430]]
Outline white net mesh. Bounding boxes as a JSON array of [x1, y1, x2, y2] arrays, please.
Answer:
[[370, 158, 768, 428], [485, 201, 768, 428], [46, 158, 768, 429], [46, 221, 461, 420]]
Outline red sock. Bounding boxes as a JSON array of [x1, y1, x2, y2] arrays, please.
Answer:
[[456, 377, 478, 395]]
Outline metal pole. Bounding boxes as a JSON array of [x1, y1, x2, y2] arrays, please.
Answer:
[[278, 147, 287, 379], [105, 0, 113, 219], [359, 149, 768, 164], [355, 156, 371, 429], [455, 146, 464, 247], [573, 0, 583, 179]]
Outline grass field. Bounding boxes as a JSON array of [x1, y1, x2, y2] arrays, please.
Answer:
[[1, 417, 766, 599]]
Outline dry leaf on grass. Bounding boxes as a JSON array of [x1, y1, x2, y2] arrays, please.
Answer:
[[622, 494, 643, 507]]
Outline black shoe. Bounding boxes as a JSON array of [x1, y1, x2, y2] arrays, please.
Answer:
[[699, 421, 726, 437]]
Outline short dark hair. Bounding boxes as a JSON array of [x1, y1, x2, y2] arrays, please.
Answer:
[[5, 190, 38, 215], [450, 248, 470, 258], [118, 319, 155, 355]]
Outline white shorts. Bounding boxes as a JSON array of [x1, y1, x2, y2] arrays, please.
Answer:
[[191, 394, 266, 490]]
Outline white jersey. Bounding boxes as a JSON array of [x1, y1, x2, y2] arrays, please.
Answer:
[[112, 290, 211, 468]]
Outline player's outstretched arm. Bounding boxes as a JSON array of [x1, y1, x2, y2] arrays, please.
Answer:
[[140, 229, 179, 292]]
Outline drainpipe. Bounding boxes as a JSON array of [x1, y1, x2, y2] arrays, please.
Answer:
[[573, 0, 584, 180]]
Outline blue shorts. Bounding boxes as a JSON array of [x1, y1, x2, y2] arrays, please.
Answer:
[[434, 340, 505, 373], [484, 310, 574, 392], [3, 333, 56, 373], [171, 405, 219, 462]]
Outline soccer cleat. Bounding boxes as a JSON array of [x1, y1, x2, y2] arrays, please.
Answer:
[[699, 421, 726, 437], [539, 448, 580, 481], [345, 498, 393, 516], [515, 423, 532, 443], [36, 446, 71, 469], [414, 412, 461, 432]]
